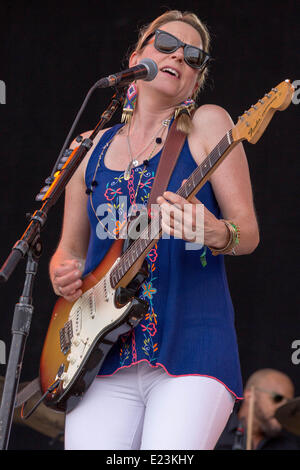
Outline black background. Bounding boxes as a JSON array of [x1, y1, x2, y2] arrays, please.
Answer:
[[0, 0, 299, 450]]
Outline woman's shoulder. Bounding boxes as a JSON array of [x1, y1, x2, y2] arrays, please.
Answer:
[[68, 127, 113, 183], [191, 104, 234, 144], [188, 105, 235, 163], [193, 104, 233, 129]]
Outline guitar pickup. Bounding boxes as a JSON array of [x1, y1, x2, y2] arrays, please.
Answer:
[[88, 290, 96, 318]]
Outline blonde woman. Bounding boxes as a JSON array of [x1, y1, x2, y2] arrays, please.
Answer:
[[50, 10, 259, 450]]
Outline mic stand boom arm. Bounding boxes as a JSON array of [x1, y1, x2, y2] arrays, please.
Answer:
[[0, 87, 124, 450]]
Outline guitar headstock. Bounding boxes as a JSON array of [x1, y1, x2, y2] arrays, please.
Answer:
[[232, 80, 294, 144]]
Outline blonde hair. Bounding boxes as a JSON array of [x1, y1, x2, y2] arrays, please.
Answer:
[[130, 10, 211, 134]]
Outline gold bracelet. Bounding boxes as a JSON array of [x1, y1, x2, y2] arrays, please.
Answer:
[[208, 220, 240, 256]]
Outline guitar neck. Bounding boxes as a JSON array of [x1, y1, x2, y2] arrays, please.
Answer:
[[178, 129, 236, 200], [110, 128, 238, 289]]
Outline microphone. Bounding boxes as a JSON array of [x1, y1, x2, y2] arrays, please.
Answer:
[[96, 59, 158, 88]]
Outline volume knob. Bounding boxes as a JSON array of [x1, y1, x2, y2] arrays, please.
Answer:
[[67, 354, 76, 365]]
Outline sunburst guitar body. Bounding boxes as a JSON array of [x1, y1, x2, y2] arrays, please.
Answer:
[[39, 238, 149, 412]]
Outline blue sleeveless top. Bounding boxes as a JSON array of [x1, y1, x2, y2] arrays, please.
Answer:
[[84, 124, 243, 399]]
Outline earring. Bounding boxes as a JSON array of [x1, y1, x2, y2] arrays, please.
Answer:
[[174, 98, 196, 120], [121, 82, 138, 124]]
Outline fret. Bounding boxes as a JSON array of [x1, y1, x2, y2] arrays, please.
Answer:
[[124, 255, 130, 272], [110, 270, 118, 287], [186, 179, 192, 196], [135, 242, 143, 258], [117, 262, 123, 279], [202, 159, 209, 174], [182, 182, 188, 199], [227, 130, 231, 146], [139, 238, 148, 253], [191, 171, 195, 189], [129, 248, 135, 266], [222, 134, 230, 152], [199, 164, 203, 181]]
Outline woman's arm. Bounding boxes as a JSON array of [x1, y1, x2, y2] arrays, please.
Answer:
[[158, 105, 260, 255], [49, 131, 93, 302]]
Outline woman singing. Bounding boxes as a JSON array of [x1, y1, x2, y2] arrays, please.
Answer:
[[50, 10, 259, 450]]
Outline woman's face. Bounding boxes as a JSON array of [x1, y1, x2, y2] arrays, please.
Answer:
[[130, 21, 202, 104]]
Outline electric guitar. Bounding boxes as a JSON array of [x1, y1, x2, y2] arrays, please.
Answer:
[[39, 80, 294, 412]]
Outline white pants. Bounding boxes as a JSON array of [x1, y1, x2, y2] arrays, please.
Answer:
[[65, 361, 234, 450]]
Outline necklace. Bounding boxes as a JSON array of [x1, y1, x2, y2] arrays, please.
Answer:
[[88, 126, 151, 239], [124, 119, 170, 181]]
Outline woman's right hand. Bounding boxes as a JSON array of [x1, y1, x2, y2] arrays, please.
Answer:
[[52, 259, 83, 303]]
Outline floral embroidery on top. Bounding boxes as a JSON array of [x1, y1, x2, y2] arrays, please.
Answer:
[[104, 186, 123, 201], [101, 167, 160, 367], [139, 243, 159, 362]]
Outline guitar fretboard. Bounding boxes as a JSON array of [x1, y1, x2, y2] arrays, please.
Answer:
[[110, 129, 234, 288]]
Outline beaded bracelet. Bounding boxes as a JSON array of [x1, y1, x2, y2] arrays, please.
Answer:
[[208, 219, 240, 256]]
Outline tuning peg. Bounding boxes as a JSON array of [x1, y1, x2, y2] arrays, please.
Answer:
[[271, 88, 278, 93], [258, 99, 264, 104], [45, 176, 55, 185], [264, 93, 271, 98], [35, 185, 50, 201]]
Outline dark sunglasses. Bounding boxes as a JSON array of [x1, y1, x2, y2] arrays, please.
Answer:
[[255, 387, 289, 404], [143, 29, 211, 70]]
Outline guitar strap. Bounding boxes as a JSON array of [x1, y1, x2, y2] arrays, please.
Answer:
[[147, 117, 188, 210], [14, 117, 190, 413]]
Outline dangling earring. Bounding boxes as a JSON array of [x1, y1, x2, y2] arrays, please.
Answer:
[[121, 82, 138, 124], [174, 98, 196, 120]]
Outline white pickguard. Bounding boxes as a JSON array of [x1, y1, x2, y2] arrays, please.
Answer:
[[60, 258, 128, 389]]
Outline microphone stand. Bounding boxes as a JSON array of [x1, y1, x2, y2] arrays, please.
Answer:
[[0, 86, 125, 450]]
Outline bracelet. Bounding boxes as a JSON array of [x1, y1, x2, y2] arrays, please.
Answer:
[[208, 220, 240, 256]]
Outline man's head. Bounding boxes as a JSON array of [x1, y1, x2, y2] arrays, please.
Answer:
[[244, 369, 294, 438]]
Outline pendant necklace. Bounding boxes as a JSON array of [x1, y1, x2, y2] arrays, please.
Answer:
[[124, 119, 170, 181]]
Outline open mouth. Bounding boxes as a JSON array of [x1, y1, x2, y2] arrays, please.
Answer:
[[161, 67, 180, 79]]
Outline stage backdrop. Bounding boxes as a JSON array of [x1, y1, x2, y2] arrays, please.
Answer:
[[0, 0, 299, 450]]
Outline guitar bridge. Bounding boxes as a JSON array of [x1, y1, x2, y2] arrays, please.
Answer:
[[59, 320, 73, 355]]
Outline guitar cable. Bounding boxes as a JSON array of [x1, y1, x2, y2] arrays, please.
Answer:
[[20, 378, 61, 420]]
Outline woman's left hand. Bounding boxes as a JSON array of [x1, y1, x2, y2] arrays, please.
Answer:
[[157, 180, 229, 248]]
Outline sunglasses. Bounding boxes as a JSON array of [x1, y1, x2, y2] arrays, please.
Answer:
[[255, 387, 289, 404], [143, 29, 211, 70]]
